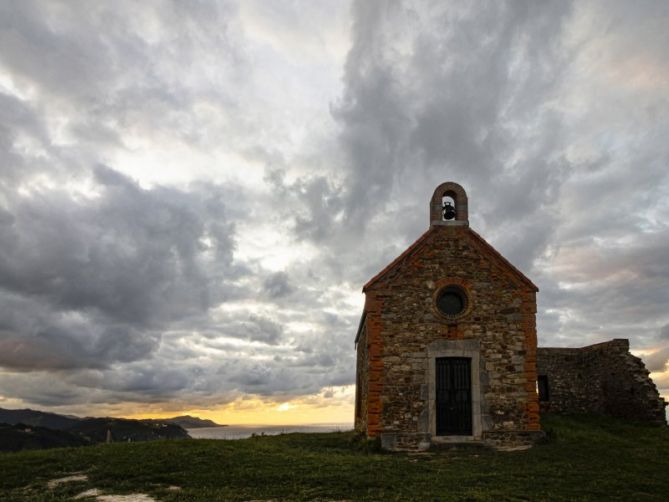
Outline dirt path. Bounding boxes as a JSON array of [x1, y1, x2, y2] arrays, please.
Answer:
[[47, 473, 170, 501]]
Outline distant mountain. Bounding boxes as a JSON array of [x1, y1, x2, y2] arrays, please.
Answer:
[[158, 415, 226, 428], [0, 407, 80, 430], [0, 423, 89, 452]]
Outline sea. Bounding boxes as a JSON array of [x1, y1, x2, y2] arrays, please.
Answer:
[[187, 423, 353, 440]]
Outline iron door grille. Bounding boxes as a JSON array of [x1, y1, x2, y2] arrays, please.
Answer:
[[436, 357, 472, 435]]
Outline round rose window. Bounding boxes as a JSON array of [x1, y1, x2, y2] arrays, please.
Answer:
[[436, 285, 467, 317]]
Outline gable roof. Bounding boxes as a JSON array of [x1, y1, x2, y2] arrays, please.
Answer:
[[362, 226, 538, 293]]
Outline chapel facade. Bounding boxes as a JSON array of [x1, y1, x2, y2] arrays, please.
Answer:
[[354, 182, 543, 450]]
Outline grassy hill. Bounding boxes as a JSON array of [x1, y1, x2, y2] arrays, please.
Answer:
[[1, 414, 667, 501]]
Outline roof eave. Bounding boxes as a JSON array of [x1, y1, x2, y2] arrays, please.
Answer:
[[362, 228, 434, 292], [354, 310, 367, 346], [467, 228, 539, 292]]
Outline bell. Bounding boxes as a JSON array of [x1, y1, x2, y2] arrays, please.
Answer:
[[443, 201, 456, 220]]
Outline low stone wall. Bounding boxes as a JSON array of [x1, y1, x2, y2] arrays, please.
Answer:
[[380, 432, 431, 451], [482, 430, 546, 450], [537, 339, 667, 424]]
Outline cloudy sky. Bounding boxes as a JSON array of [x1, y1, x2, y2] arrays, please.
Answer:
[[1, 0, 668, 424]]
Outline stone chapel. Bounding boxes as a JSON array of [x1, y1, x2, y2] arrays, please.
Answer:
[[354, 182, 543, 450], [354, 181, 667, 451]]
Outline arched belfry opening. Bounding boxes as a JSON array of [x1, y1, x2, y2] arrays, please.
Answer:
[[430, 182, 468, 226], [442, 194, 456, 220]]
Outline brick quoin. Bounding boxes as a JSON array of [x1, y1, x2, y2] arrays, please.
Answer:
[[364, 292, 384, 437]]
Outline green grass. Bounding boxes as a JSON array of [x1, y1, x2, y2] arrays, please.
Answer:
[[1, 414, 668, 501]]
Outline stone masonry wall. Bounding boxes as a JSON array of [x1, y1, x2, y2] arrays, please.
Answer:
[[364, 225, 541, 449], [536, 347, 591, 414], [537, 339, 667, 424]]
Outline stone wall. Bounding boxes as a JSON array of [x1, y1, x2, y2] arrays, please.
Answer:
[[537, 339, 667, 424], [360, 225, 542, 450]]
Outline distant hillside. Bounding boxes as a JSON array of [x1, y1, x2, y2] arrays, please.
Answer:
[[0, 407, 190, 451], [71, 418, 189, 443], [0, 423, 89, 452], [0, 407, 225, 430], [148, 415, 226, 428], [0, 407, 80, 430]]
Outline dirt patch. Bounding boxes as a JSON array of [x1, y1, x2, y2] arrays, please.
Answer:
[[47, 474, 88, 489], [48, 473, 158, 501], [72, 491, 156, 502], [96, 495, 156, 502], [74, 488, 101, 499]]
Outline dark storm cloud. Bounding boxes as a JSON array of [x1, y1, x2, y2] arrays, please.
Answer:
[[0, 0, 255, 178], [0, 0, 242, 103], [0, 92, 54, 183], [0, 210, 357, 400], [264, 168, 344, 244], [0, 166, 237, 325], [262, 271, 295, 299], [0, 165, 245, 373], [332, 0, 573, 235], [206, 311, 285, 345], [0, 292, 156, 370], [0, 373, 86, 407], [0, 314, 355, 404], [660, 325, 669, 341]]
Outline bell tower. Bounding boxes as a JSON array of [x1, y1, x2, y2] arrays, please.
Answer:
[[429, 181, 469, 227]]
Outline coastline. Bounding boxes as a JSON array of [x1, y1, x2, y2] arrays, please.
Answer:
[[187, 423, 353, 440]]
